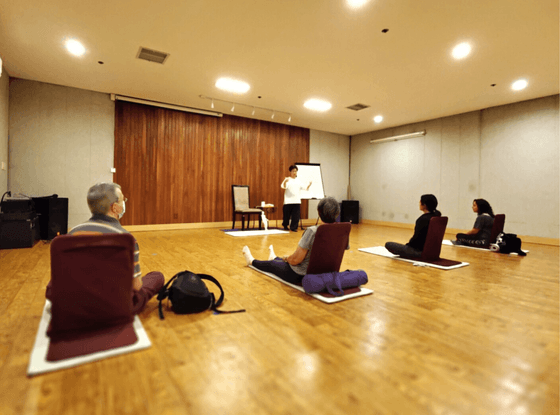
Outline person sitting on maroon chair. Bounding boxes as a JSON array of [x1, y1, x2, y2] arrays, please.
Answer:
[[45, 182, 164, 314]]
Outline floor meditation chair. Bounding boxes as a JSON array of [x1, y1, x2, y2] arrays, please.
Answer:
[[249, 222, 373, 303], [443, 214, 508, 250], [28, 233, 151, 376], [360, 217, 469, 270]]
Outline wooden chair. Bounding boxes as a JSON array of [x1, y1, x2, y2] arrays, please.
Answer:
[[306, 222, 351, 275], [46, 233, 138, 361], [232, 185, 262, 230], [418, 216, 448, 261], [488, 214, 505, 246]]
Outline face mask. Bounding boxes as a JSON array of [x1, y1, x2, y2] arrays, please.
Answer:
[[118, 200, 126, 219]]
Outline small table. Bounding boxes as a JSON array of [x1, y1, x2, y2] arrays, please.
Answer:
[[255, 206, 278, 229]]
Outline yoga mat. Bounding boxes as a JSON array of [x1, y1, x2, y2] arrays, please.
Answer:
[[27, 300, 151, 376], [442, 240, 529, 254], [358, 246, 469, 270], [249, 265, 373, 303], [225, 229, 289, 237]]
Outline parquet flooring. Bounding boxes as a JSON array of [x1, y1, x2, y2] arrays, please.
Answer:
[[0, 224, 558, 415]]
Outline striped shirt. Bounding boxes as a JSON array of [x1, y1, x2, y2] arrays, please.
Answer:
[[68, 214, 141, 279]]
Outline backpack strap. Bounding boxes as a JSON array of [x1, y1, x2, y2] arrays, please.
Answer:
[[157, 272, 182, 320], [197, 274, 246, 314]]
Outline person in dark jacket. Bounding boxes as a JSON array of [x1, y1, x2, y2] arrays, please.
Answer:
[[385, 194, 441, 258]]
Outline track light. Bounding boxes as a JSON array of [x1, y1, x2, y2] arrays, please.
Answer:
[[199, 95, 290, 123]]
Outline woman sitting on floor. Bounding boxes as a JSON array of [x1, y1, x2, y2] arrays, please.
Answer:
[[385, 194, 441, 258], [242, 196, 340, 284], [453, 198, 495, 247]]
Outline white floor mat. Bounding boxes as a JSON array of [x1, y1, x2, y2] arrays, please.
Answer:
[[359, 246, 469, 270], [442, 240, 529, 253], [27, 300, 152, 376], [226, 229, 289, 237]]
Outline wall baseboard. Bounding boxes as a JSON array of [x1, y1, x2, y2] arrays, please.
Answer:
[[361, 219, 559, 247], [123, 219, 318, 233], [124, 218, 559, 246]]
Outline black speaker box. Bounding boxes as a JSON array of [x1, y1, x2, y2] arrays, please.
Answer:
[[32, 196, 68, 240], [341, 200, 360, 224], [0, 216, 40, 249]]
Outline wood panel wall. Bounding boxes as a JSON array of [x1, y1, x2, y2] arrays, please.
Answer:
[[114, 101, 310, 226]]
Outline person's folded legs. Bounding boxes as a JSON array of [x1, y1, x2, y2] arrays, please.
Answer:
[[132, 271, 165, 314]]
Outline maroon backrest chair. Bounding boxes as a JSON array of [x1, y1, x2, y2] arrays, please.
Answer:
[[47, 233, 138, 361], [306, 222, 352, 275], [420, 216, 448, 261], [488, 214, 505, 245]]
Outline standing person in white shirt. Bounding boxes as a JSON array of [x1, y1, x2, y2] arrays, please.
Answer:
[[281, 165, 312, 232]]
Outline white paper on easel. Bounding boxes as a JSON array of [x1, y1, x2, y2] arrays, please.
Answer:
[[295, 163, 325, 199]]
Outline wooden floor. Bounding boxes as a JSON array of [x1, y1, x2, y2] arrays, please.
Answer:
[[0, 223, 558, 415]]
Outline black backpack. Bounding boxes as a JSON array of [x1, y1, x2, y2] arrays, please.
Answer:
[[157, 271, 245, 319], [493, 232, 527, 256]]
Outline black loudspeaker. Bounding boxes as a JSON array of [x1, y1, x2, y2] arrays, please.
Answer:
[[341, 200, 360, 224], [32, 196, 68, 240], [0, 216, 40, 249]]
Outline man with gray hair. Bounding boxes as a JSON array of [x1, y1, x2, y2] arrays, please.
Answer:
[[242, 196, 341, 284], [46, 182, 164, 314]]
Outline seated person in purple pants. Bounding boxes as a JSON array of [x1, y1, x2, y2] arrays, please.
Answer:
[[453, 198, 495, 247], [385, 194, 442, 258], [45, 182, 165, 314], [242, 196, 340, 284]]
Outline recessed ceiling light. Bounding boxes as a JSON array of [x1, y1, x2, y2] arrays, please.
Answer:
[[347, 0, 369, 8], [452, 42, 471, 60], [304, 99, 332, 112], [511, 79, 528, 91], [374, 115, 383, 123], [65, 39, 86, 57], [215, 78, 250, 94]]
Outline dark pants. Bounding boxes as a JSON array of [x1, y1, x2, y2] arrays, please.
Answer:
[[282, 204, 301, 231], [385, 242, 422, 258], [252, 257, 304, 285], [45, 271, 165, 315], [455, 233, 488, 247], [132, 271, 165, 314]]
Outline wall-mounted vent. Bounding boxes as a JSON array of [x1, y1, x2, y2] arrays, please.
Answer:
[[346, 103, 370, 111], [136, 47, 169, 64]]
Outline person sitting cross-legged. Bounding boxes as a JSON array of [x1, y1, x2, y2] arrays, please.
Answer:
[[242, 196, 340, 285], [45, 182, 165, 314]]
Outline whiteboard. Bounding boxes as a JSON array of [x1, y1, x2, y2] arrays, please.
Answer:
[[295, 163, 325, 199]]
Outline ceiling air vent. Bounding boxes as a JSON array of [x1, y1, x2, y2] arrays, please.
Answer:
[[346, 103, 370, 111], [136, 47, 169, 64]]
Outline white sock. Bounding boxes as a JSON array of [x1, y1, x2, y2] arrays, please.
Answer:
[[242, 246, 254, 266], [268, 245, 276, 260]]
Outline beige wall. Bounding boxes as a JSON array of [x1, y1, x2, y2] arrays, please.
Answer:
[[0, 68, 8, 196], [350, 95, 560, 239], [308, 130, 350, 219], [8, 79, 114, 228], [8, 78, 558, 238]]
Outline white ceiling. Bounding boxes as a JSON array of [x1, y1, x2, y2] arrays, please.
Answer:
[[1, 0, 558, 136]]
